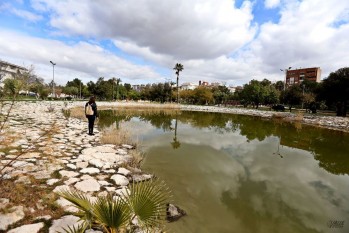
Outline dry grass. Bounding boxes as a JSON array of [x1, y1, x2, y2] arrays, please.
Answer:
[[100, 127, 136, 146], [66, 107, 86, 120], [0, 178, 65, 225], [294, 111, 304, 121], [127, 150, 144, 169]]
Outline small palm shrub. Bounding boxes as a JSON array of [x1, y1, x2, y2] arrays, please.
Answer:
[[57, 179, 170, 233]]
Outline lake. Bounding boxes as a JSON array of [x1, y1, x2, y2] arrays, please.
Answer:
[[99, 109, 349, 233]]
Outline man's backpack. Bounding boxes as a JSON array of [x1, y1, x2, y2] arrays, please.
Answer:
[[85, 103, 94, 115]]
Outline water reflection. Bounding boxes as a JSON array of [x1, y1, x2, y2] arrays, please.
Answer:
[[98, 110, 349, 232], [99, 110, 349, 176]]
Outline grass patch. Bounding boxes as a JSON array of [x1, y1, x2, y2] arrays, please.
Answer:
[[100, 127, 136, 146], [0, 178, 65, 226]]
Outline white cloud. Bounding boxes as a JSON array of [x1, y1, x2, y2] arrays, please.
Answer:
[[0, 29, 164, 85], [1, 0, 349, 86], [264, 0, 280, 9], [10, 8, 43, 22], [31, 0, 256, 60]]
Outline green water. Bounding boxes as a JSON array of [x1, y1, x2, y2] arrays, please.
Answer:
[[99, 110, 349, 233]]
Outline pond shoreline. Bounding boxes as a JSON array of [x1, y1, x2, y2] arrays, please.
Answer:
[[180, 105, 349, 133]]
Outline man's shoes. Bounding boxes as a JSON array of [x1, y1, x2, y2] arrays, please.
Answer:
[[88, 133, 95, 135]]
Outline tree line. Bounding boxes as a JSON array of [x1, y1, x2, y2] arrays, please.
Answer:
[[1, 66, 348, 116]]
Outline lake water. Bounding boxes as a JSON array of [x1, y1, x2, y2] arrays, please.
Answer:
[[99, 109, 349, 233]]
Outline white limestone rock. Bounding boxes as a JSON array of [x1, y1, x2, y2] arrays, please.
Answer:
[[74, 179, 101, 192], [80, 167, 100, 174], [53, 185, 71, 193], [64, 177, 80, 185], [111, 174, 129, 186], [122, 144, 134, 149], [88, 159, 104, 168], [49, 215, 80, 233], [76, 161, 89, 168], [8, 222, 44, 233], [0, 198, 9, 209], [59, 170, 79, 178], [46, 179, 60, 185], [66, 164, 77, 170], [132, 174, 153, 182], [117, 167, 131, 176], [0, 206, 25, 231]]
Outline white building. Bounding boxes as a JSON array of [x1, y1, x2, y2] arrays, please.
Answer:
[[0, 60, 28, 87], [180, 82, 198, 90]]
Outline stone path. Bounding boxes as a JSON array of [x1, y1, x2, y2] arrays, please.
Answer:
[[0, 101, 152, 232]]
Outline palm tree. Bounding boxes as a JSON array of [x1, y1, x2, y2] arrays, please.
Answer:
[[57, 179, 170, 233], [173, 63, 184, 104], [171, 116, 181, 149], [116, 78, 121, 100]]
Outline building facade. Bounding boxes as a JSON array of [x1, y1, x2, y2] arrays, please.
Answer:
[[286, 67, 321, 85], [0, 60, 28, 87]]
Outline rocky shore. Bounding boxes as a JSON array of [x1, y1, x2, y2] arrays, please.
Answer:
[[0, 101, 348, 232], [180, 105, 349, 132], [0, 101, 154, 233]]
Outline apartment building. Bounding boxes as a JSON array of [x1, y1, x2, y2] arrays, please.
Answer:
[[286, 67, 321, 85], [0, 60, 28, 87]]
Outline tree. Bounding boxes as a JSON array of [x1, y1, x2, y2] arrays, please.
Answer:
[[173, 63, 184, 103], [193, 86, 213, 105], [317, 67, 349, 116], [239, 80, 267, 108], [280, 85, 303, 112]]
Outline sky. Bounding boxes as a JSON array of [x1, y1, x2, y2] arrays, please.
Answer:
[[0, 0, 348, 86]]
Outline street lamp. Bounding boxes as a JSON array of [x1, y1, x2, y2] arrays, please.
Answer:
[[50, 61, 56, 98], [280, 66, 292, 91]]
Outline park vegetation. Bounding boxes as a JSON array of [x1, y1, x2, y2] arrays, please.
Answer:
[[1, 64, 348, 116]]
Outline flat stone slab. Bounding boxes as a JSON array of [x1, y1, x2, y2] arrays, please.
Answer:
[[111, 174, 129, 186], [118, 167, 131, 176], [49, 215, 80, 233], [59, 170, 79, 178], [0, 206, 25, 231], [74, 179, 101, 192], [80, 167, 100, 174], [8, 222, 44, 233]]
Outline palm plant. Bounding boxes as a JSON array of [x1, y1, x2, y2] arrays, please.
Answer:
[[57, 179, 170, 233], [173, 63, 184, 104]]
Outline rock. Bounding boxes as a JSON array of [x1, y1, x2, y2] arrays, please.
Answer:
[[88, 159, 104, 168], [0, 198, 9, 209], [80, 174, 94, 180], [132, 174, 153, 182], [47, 178, 60, 185], [64, 177, 80, 185], [35, 215, 52, 220], [56, 198, 79, 213], [76, 161, 89, 168], [8, 222, 44, 233], [166, 204, 186, 222], [74, 179, 101, 192], [0, 206, 25, 231], [111, 174, 129, 186], [115, 187, 129, 197], [66, 164, 77, 170], [80, 167, 100, 174], [53, 185, 71, 193], [59, 170, 79, 178], [98, 180, 111, 186], [118, 167, 131, 176], [122, 144, 134, 149], [49, 215, 80, 233]]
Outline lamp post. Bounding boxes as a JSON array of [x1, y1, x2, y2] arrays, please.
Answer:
[[50, 61, 56, 98], [280, 66, 292, 91]]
